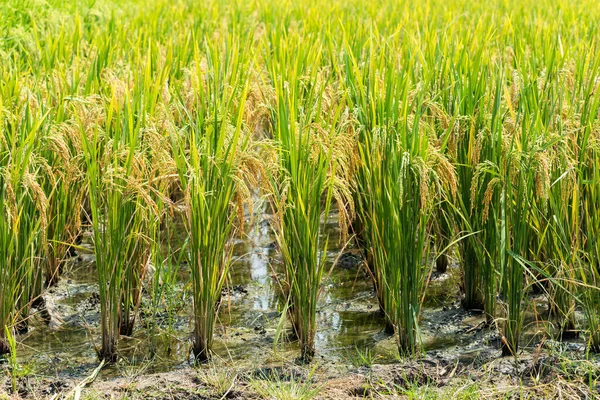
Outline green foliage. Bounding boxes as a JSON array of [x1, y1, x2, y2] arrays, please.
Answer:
[[3, 0, 600, 370], [171, 34, 258, 363], [266, 30, 355, 362]]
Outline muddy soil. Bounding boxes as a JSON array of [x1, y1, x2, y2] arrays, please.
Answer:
[[1, 210, 598, 399]]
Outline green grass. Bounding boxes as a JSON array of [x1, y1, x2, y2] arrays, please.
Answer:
[[249, 366, 321, 400]]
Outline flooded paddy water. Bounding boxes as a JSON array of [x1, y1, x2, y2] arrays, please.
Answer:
[[5, 205, 596, 399]]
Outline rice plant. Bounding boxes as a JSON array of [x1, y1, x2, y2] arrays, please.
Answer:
[[340, 36, 458, 354], [171, 34, 259, 363], [581, 168, 600, 351], [449, 49, 494, 313], [577, 89, 600, 353], [0, 83, 47, 354], [544, 139, 579, 338], [340, 37, 403, 330], [40, 123, 84, 286], [80, 90, 158, 361], [364, 105, 457, 355], [491, 85, 555, 356], [266, 30, 354, 362]]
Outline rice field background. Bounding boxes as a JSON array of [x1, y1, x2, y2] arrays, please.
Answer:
[[1, 0, 600, 398]]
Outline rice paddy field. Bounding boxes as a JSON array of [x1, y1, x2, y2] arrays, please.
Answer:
[[2, 0, 600, 398]]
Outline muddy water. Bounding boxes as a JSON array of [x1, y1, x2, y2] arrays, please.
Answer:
[[14, 207, 581, 380]]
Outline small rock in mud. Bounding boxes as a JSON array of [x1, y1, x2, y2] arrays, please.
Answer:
[[335, 251, 364, 270], [77, 292, 101, 312], [221, 285, 248, 297]]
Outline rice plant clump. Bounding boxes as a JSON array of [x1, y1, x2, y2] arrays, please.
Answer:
[[81, 90, 159, 361], [267, 32, 355, 362], [0, 85, 47, 355], [171, 36, 262, 363]]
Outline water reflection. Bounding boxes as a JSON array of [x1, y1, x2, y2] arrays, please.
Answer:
[[16, 207, 502, 378]]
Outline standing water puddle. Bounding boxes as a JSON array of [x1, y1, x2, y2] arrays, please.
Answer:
[[14, 204, 577, 380]]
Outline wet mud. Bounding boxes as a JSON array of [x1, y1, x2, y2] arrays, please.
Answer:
[[1, 209, 597, 399]]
